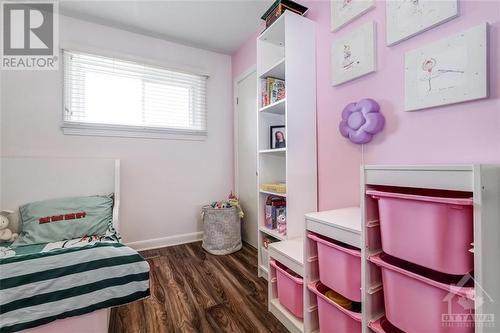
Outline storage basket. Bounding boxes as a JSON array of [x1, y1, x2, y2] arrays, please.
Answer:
[[308, 233, 361, 302], [202, 206, 241, 255], [369, 253, 474, 333], [308, 282, 362, 333], [367, 189, 473, 275], [270, 260, 304, 318]]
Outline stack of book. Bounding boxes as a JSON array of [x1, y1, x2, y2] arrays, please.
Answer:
[[261, 77, 285, 107]]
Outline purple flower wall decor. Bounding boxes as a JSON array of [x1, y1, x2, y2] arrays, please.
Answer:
[[339, 98, 385, 144]]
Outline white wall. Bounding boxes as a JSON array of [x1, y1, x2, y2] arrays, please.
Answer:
[[0, 16, 233, 247]]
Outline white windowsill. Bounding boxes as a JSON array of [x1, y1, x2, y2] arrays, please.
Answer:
[[61, 122, 207, 141]]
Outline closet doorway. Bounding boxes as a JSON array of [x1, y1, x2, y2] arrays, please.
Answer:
[[235, 68, 258, 248]]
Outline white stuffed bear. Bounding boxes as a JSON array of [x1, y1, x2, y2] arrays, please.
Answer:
[[0, 212, 18, 242]]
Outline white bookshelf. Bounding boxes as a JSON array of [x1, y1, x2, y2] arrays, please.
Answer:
[[256, 10, 317, 282]]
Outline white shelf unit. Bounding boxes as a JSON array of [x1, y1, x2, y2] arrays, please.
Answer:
[[256, 10, 317, 284], [360, 165, 500, 333]]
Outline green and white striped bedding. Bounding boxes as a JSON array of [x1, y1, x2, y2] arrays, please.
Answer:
[[0, 242, 150, 333]]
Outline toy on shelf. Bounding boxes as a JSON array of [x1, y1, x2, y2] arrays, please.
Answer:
[[277, 207, 287, 235], [265, 195, 286, 229]]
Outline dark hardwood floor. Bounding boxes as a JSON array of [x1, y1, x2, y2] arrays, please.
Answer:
[[109, 242, 288, 333]]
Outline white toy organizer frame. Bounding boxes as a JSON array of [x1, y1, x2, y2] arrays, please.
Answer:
[[361, 165, 500, 333]]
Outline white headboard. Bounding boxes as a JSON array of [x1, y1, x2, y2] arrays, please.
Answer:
[[0, 157, 120, 232]]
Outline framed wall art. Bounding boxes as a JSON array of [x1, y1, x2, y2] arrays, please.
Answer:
[[386, 0, 458, 46], [404, 23, 488, 111], [331, 21, 376, 86], [331, 0, 375, 32]]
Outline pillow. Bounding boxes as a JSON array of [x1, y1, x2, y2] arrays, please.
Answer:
[[12, 195, 113, 247]]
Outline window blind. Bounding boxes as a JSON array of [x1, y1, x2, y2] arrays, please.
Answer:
[[63, 50, 208, 136]]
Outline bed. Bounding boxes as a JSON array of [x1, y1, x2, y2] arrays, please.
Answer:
[[0, 158, 150, 333]]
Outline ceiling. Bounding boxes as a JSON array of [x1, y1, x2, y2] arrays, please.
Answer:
[[59, 0, 274, 54]]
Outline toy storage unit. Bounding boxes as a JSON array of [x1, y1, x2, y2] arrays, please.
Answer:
[[268, 237, 305, 333], [256, 10, 317, 281], [304, 207, 362, 333], [361, 165, 500, 333], [270, 260, 304, 319]]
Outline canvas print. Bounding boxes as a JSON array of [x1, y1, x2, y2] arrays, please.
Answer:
[[386, 0, 458, 46], [331, 21, 376, 86], [331, 0, 375, 31], [404, 23, 488, 111]]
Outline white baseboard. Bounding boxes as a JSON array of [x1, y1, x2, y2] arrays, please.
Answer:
[[126, 231, 203, 251]]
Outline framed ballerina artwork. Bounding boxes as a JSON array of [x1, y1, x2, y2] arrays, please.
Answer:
[[386, 0, 458, 46], [331, 21, 376, 86], [404, 23, 488, 111], [330, 0, 375, 32]]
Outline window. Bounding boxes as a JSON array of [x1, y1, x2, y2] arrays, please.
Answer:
[[63, 50, 208, 139]]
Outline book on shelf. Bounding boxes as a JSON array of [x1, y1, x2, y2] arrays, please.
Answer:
[[261, 77, 285, 108]]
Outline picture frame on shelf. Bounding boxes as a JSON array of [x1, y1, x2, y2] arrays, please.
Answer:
[[270, 125, 286, 149], [330, 0, 375, 32], [386, 0, 458, 46], [404, 23, 488, 111], [331, 21, 376, 86]]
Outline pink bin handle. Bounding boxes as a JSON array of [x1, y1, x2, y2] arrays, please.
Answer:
[[269, 260, 303, 284], [307, 282, 362, 322], [368, 254, 474, 300], [365, 189, 473, 206], [307, 233, 361, 257], [368, 318, 385, 333]]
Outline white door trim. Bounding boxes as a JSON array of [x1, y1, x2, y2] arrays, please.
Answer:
[[233, 65, 256, 196]]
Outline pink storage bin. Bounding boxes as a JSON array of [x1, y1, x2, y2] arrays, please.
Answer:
[[367, 189, 473, 275], [308, 282, 361, 333], [369, 316, 404, 333], [270, 260, 304, 319], [307, 233, 361, 302], [369, 254, 475, 333]]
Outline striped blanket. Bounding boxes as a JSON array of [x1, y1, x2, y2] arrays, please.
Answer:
[[0, 242, 150, 333]]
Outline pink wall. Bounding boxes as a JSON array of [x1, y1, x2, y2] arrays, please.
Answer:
[[232, 0, 500, 211]]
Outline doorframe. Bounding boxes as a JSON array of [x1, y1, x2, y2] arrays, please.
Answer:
[[233, 65, 256, 196]]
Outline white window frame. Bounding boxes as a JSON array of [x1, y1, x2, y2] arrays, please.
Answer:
[[61, 49, 209, 141]]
